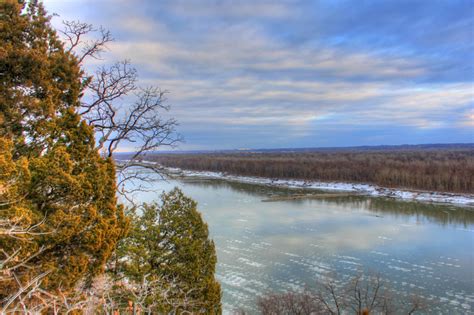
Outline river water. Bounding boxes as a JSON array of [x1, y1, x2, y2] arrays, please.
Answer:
[[125, 175, 474, 314]]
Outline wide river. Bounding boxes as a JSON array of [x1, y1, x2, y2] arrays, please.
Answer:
[[126, 175, 474, 314]]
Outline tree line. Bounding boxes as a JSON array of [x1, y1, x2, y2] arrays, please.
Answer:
[[152, 149, 474, 193]]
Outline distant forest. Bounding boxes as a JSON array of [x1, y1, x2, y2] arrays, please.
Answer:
[[148, 146, 474, 193]]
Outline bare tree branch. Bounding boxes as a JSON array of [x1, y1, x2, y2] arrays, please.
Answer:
[[60, 20, 113, 63], [257, 272, 430, 315], [60, 20, 182, 199]]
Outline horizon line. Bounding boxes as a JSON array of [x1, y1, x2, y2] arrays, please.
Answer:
[[114, 142, 474, 155]]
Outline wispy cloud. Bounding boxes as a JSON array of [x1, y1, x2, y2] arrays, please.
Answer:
[[107, 35, 427, 81], [44, 0, 474, 149], [167, 0, 298, 19]]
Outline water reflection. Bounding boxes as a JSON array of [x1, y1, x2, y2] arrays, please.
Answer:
[[126, 176, 474, 314], [185, 178, 474, 227]]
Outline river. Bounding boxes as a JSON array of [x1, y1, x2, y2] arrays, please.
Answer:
[[124, 175, 474, 314]]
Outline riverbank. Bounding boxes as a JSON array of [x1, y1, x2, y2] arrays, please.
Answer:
[[164, 167, 474, 206], [149, 148, 473, 195]]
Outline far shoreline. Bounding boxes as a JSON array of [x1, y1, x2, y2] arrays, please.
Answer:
[[116, 159, 474, 206], [172, 168, 474, 206]]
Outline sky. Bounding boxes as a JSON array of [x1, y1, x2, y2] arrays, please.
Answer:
[[43, 0, 473, 150]]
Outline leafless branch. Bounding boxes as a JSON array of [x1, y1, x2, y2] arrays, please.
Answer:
[[257, 273, 430, 315], [61, 20, 182, 198], [60, 20, 113, 63]]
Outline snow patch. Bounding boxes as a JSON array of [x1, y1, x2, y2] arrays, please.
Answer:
[[163, 167, 474, 206]]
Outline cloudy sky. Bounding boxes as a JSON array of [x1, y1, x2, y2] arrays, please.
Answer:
[[44, 0, 473, 150]]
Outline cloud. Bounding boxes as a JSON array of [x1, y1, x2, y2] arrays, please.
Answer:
[[107, 34, 427, 82], [142, 76, 472, 131], [167, 0, 298, 19], [43, 0, 474, 149], [459, 109, 474, 127], [116, 16, 157, 34]]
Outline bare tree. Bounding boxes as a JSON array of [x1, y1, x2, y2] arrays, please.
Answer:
[[60, 20, 112, 64], [0, 217, 53, 313], [70, 273, 208, 314], [257, 289, 323, 315], [60, 20, 181, 197], [257, 273, 429, 315]]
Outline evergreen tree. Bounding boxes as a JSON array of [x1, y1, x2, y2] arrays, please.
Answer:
[[0, 0, 128, 307], [118, 188, 221, 314]]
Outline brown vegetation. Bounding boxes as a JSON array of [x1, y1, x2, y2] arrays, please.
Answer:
[[252, 273, 428, 315], [150, 148, 474, 193]]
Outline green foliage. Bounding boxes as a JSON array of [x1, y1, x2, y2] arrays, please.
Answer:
[[1, 1, 221, 312], [0, 0, 128, 304], [118, 188, 222, 314], [0, 1, 84, 156]]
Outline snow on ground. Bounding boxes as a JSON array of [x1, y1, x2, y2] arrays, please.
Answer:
[[166, 167, 474, 206]]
